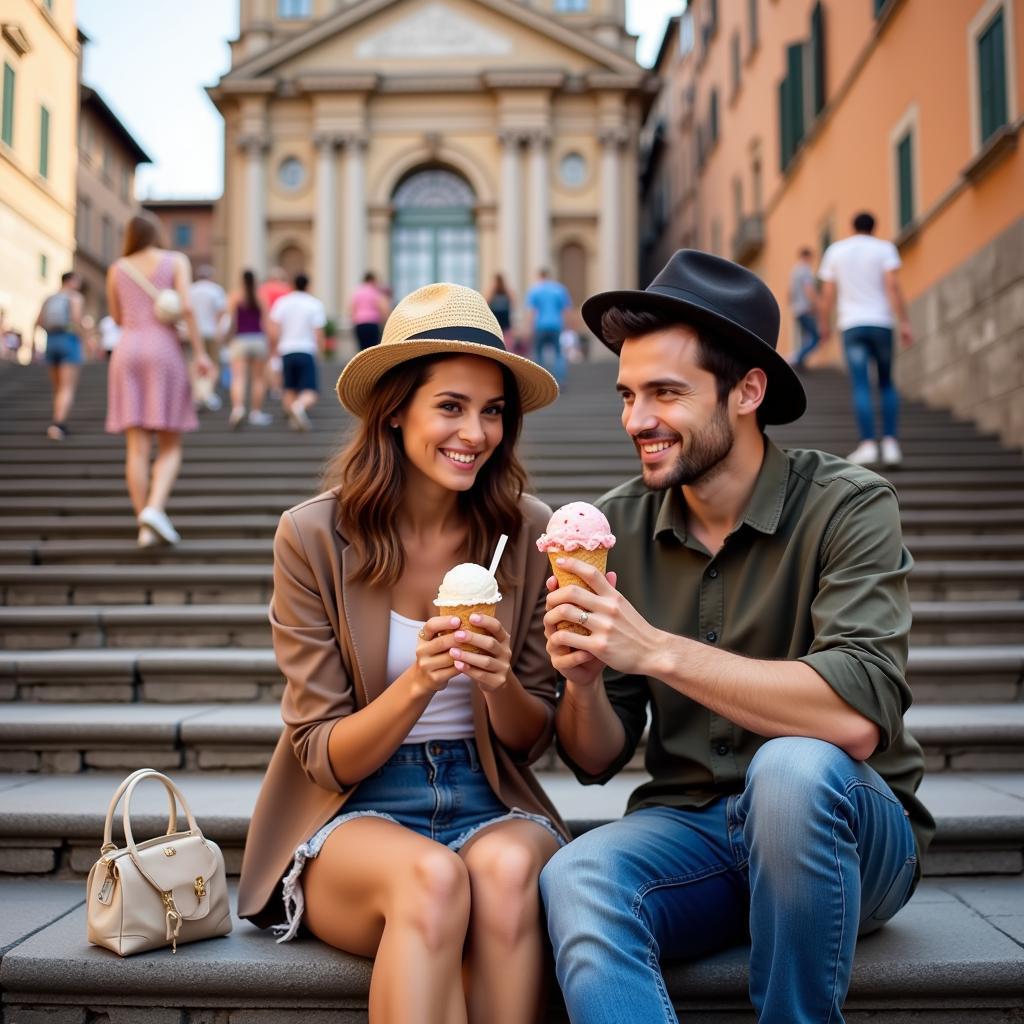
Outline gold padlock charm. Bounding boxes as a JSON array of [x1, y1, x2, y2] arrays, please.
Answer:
[[194, 876, 206, 900]]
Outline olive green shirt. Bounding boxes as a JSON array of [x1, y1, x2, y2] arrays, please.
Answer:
[[559, 440, 935, 860]]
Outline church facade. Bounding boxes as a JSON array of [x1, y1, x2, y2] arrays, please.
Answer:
[[210, 0, 649, 328]]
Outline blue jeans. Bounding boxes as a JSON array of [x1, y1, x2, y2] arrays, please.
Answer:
[[534, 329, 566, 386], [842, 326, 899, 440], [541, 737, 918, 1023], [793, 313, 820, 367]]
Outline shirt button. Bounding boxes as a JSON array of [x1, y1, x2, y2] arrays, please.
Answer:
[[708, 568, 719, 579], [716, 743, 730, 756], [706, 630, 718, 643]]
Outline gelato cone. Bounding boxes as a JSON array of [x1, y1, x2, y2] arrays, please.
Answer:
[[434, 562, 502, 655], [536, 502, 616, 635]]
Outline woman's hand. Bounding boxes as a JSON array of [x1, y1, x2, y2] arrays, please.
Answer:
[[449, 613, 512, 694], [194, 352, 215, 378], [413, 615, 464, 697]]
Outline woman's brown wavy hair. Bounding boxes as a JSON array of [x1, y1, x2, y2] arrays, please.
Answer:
[[322, 354, 528, 588]]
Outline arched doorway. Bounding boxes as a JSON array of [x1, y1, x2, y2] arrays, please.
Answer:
[[276, 244, 306, 279], [390, 167, 477, 300], [558, 241, 588, 306]]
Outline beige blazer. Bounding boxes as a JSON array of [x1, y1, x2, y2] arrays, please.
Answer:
[[238, 489, 570, 927]]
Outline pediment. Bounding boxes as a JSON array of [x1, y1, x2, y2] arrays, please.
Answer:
[[223, 0, 641, 85]]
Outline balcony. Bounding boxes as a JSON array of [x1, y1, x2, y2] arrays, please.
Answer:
[[731, 213, 765, 265]]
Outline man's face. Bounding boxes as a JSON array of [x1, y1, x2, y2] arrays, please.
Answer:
[[616, 326, 735, 490]]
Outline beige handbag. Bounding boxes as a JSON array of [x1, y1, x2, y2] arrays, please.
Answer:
[[86, 768, 232, 956]]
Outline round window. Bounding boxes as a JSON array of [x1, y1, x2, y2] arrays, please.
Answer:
[[278, 157, 306, 191], [559, 152, 587, 188]]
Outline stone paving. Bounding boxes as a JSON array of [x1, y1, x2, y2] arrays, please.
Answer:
[[0, 360, 1023, 1021]]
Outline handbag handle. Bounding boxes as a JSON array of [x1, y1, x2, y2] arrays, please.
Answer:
[[119, 770, 202, 857], [101, 768, 176, 851]]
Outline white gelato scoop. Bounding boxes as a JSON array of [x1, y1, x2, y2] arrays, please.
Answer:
[[434, 562, 502, 607]]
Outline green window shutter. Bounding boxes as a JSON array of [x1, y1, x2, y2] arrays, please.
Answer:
[[896, 131, 914, 229], [810, 2, 826, 116], [787, 43, 805, 148], [39, 105, 50, 178], [710, 89, 719, 144], [874, 0, 888, 16], [978, 10, 1008, 144], [2, 64, 14, 147], [778, 78, 791, 170]]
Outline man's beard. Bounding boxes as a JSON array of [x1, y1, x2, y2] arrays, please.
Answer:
[[641, 401, 735, 490]]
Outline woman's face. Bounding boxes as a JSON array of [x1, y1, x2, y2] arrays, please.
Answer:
[[394, 355, 507, 494]]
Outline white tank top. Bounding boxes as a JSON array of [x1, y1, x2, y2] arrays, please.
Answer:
[[386, 610, 476, 743]]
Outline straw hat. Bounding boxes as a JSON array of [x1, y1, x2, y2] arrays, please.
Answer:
[[336, 283, 559, 417]]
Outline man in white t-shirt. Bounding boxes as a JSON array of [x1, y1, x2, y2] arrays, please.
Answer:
[[818, 212, 913, 467], [189, 266, 228, 412], [268, 273, 326, 431]]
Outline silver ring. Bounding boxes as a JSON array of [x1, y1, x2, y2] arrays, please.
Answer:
[[417, 628, 427, 640], [577, 610, 589, 626]]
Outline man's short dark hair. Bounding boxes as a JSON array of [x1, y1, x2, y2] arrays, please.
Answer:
[[600, 306, 766, 428], [294, 273, 309, 291], [798, 246, 813, 259], [852, 212, 876, 234], [61, 271, 77, 286]]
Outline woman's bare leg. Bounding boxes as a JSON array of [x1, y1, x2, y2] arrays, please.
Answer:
[[54, 364, 80, 424], [229, 356, 247, 412], [459, 819, 561, 1024], [146, 431, 183, 512], [302, 817, 470, 1024], [250, 358, 267, 412], [124, 428, 151, 516]]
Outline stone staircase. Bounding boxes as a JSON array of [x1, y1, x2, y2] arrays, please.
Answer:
[[1, 360, 1022, 1022]]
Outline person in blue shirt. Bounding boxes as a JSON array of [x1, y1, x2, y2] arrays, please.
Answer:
[[526, 268, 571, 386]]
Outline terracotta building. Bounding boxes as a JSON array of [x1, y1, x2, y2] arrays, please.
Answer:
[[74, 38, 151, 323], [0, 0, 79, 356], [209, 0, 650, 338], [141, 199, 218, 275], [641, 0, 1023, 447]]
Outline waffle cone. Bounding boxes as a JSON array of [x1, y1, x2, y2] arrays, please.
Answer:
[[437, 603, 496, 655], [547, 548, 609, 635]]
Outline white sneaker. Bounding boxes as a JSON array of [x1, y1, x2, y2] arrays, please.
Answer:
[[137, 525, 159, 549], [288, 406, 311, 432], [204, 393, 223, 412], [881, 436, 903, 467], [229, 406, 246, 429], [248, 409, 272, 426], [846, 440, 879, 466], [138, 506, 180, 545]]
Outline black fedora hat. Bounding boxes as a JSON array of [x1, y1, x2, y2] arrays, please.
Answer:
[[581, 249, 806, 424]]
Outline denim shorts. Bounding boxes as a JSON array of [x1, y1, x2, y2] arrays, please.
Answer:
[[44, 331, 82, 365], [281, 351, 318, 392], [274, 738, 564, 942]]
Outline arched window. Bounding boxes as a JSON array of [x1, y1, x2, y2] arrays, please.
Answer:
[[391, 167, 477, 299]]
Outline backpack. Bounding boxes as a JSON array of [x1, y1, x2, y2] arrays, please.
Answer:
[[41, 293, 71, 332]]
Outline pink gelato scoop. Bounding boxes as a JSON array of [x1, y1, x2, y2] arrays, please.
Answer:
[[536, 502, 616, 553]]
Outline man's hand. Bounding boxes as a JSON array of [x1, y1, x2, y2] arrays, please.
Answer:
[[543, 558, 661, 678], [543, 569, 613, 688], [899, 321, 913, 349]]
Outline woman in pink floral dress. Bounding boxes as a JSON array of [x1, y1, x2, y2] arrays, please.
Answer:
[[106, 214, 214, 547]]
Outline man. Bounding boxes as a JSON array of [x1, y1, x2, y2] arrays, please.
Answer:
[[36, 271, 85, 440], [526, 267, 571, 386], [267, 273, 325, 431], [788, 246, 820, 370], [539, 250, 933, 1024], [818, 212, 913, 467], [188, 265, 227, 412]]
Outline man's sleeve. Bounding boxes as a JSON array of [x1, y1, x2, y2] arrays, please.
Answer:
[[798, 484, 913, 752], [556, 669, 651, 785], [883, 241, 902, 272], [269, 302, 284, 325], [313, 301, 327, 328], [817, 247, 835, 281]]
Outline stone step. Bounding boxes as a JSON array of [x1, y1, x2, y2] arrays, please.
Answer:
[[0, 644, 1019, 705], [0, 876, 1021, 1023], [1, 702, 1021, 776], [0, 770, 1019, 878], [2, 600, 1021, 651], [4, 560, 1022, 606]]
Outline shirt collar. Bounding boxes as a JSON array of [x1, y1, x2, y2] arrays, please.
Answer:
[[652, 439, 790, 543]]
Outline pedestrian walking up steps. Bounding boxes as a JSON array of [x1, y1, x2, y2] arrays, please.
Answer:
[[1, 362, 1022, 1022]]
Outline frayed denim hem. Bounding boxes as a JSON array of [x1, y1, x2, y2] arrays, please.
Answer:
[[449, 807, 567, 853]]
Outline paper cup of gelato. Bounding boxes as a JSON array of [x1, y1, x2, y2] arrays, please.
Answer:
[[434, 562, 502, 655]]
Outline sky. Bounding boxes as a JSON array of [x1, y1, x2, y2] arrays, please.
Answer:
[[77, 0, 684, 201]]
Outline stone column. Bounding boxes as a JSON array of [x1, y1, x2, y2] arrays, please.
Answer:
[[599, 128, 627, 291], [499, 131, 523, 300], [342, 134, 368, 324], [527, 131, 551, 279], [313, 133, 340, 318], [239, 135, 268, 278]]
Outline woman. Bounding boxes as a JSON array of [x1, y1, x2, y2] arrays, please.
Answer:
[[105, 214, 213, 547], [348, 270, 390, 350], [226, 269, 271, 428], [488, 272, 522, 356], [238, 283, 567, 1024]]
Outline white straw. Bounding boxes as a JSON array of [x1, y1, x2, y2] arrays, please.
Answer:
[[487, 534, 509, 577]]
